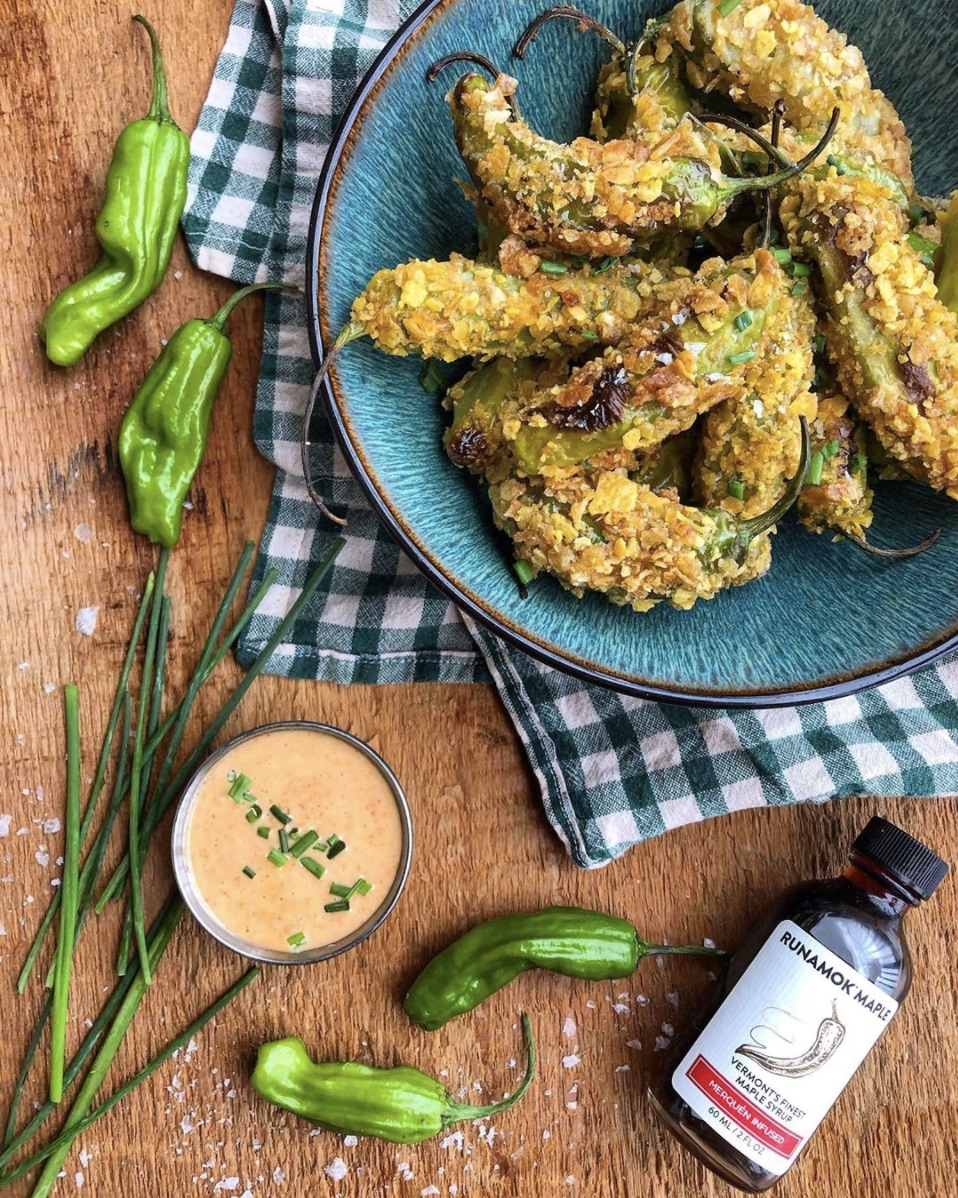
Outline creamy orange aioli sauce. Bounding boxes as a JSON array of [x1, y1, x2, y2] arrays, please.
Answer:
[[186, 728, 404, 952]]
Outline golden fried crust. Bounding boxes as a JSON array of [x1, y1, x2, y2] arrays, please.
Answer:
[[455, 76, 728, 257], [781, 172, 958, 497], [696, 289, 816, 519], [462, 252, 786, 477], [667, 0, 913, 187], [349, 254, 670, 361], [491, 470, 770, 612], [797, 393, 874, 538]]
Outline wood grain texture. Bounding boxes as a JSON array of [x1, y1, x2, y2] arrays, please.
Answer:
[[1, 3, 956, 1196]]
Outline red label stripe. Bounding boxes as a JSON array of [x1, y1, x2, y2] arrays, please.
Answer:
[[686, 1055, 803, 1158]]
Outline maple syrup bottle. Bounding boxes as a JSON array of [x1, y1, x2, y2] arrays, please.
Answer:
[[648, 817, 948, 1192]]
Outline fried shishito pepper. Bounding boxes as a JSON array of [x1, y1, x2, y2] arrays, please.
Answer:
[[450, 250, 784, 478], [696, 288, 816, 518], [444, 357, 698, 496], [489, 420, 807, 612], [781, 172, 958, 498], [448, 73, 810, 258], [345, 253, 669, 362], [936, 191, 958, 316], [664, 0, 913, 188], [797, 392, 873, 540]]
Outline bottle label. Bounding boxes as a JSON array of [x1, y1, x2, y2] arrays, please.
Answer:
[[671, 919, 899, 1176]]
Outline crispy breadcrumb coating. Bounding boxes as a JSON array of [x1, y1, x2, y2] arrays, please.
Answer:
[[781, 171, 958, 497], [490, 470, 771, 612]]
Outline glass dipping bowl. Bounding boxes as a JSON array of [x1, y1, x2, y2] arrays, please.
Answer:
[[171, 721, 412, 965]]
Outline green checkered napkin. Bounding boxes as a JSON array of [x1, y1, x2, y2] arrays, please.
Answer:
[[182, 0, 958, 868]]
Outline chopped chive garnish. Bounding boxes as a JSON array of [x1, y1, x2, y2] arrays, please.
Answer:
[[771, 247, 792, 265], [353, 879, 372, 897], [727, 350, 757, 365], [228, 773, 251, 799], [821, 438, 841, 460], [578, 328, 599, 340], [789, 261, 811, 278], [257, 826, 271, 839], [300, 856, 326, 880], [418, 359, 448, 397], [850, 451, 868, 475], [269, 805, 291, 825], [278, 829, 289, 854], [326, 840, 347, 860], [791, 279, 809, 296], [324, 900, 350, 913], [513, 560, 535, 585], [727, 476, 746, 500], [313, 839, 329, 853], [717, 0, 746, 16], [907, 231, 937, 270], [287, 932, 306, 947], [290, 830, 319, 858], [814, 332, 826, 354], [908, 201, 930, 228], [807, 451, 825, 486], [734, 311, 753, 332], [267, 849, 288, 867], [592, 256, 615, 275], [539, 260, 568, 275], [242, 866, 256, 880], [288, 828, 298, 837], [329, 882, 352, 898], [245, 804, 262, 823]]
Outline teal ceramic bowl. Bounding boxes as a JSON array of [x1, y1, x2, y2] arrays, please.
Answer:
[[307, 0, 958, 708]]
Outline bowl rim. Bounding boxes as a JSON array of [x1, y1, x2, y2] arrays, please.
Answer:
[[305, 0, 958, 710], [170, 721, 413, 966]]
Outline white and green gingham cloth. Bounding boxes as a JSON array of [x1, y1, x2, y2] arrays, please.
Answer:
[[182, 0, 958, 868]]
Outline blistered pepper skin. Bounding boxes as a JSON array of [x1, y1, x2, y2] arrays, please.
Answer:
[[252, 1020, 536, 1143], [39, 17, 189, 366], [252, 1039, 455, 1143], [119, 319, 232, 547], [119, 281, 283, 547], [404, 907, 641, 1031]]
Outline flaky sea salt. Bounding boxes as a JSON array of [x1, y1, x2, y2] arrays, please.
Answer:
[[75, 607, 99, 636], [561, 1054, 580, 1069], [323, 1158, 348, 1181], [562, 1017, 576, 1037]]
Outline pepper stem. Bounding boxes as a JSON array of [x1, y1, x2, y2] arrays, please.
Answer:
[[300, 324, 365, 528], [721, 107, 841, 199], [846, 527, 941, 559], [740, 416, 811, 542], [638, 940, 728, 959], [513, 6, 626, 60], [132, 15, 175, 127], [209, 281, 297, 332], [442, 1013, 536, 1125]]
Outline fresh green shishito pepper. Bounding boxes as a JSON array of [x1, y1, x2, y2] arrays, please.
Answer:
[[404, 907, 726, 1031], [252, 1015, 535, 1144], [40, 16, 190, 366], [119, 282, 287, 547]]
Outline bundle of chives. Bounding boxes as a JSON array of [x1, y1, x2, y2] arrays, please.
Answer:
[[1, 537, 345, 1191]]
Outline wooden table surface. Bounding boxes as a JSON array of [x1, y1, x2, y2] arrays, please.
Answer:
[[2, 3, 957, 1196]]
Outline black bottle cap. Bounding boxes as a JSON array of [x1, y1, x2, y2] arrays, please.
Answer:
[[853, 817, 949, 900]]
